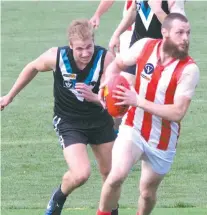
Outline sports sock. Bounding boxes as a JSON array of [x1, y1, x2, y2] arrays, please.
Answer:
[[111, 207, 118, 215], [53, 185, 67, 205]]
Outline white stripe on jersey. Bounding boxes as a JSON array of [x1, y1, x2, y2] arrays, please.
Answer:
[[149, 60, 179, 150], [91, 54, 103, 83], [138, 9, 154, 30], [59, 52, 69, 79]]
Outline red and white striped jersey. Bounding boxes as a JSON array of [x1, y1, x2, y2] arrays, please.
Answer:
[[122, 39, 199, 151]]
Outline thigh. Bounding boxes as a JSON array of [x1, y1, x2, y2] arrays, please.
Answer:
[[139, 160, 165, 194], [110, 126, 144, 179], [63, 143, 90, 174], [111, 129, 143, 178], [111, 138, 142, 178], [90, 141, 114, 175]]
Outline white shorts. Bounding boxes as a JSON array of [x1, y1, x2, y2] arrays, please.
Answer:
[[117, 125, 176, 175]]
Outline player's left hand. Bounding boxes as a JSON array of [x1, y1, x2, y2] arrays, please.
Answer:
[[75, 83, 98, 103], [90, 15, 100, 29], [112, 85, 139, 107]]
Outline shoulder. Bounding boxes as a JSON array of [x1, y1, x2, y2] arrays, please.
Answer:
[[130, 38, 155, 51], [47, 47, 58, 56], [36, 47, 58, 60], [120, 38, 155, 66], [178, 62, 200, 86], [182, 62, 200, 76]]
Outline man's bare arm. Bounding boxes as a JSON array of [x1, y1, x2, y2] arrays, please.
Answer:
[[112, 0, 137, 38], [137, 64, 199, 122], [6, 47, 57, 100], [90, 0, 115, 28]]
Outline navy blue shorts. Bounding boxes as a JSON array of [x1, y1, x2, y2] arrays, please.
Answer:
[[53, 115, 116, 149]]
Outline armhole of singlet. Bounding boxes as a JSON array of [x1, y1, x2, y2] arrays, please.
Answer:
[[55, 47, 61, 73], [100, 48, 107, 75]]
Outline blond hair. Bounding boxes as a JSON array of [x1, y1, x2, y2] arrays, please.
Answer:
[[67, 19, 94, 43]]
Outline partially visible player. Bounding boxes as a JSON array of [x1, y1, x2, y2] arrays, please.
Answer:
[[0, 19, 119, 215], [109, 0, 186, 57], [90, 0, 134, 54], [97, 13, 199, 215], [90, 0, 135, 131]]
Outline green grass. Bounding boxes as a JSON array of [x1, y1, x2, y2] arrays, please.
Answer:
[[1, 1, 207, 215], [2, 208, 207, 215]]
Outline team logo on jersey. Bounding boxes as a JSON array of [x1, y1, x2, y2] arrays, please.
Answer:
[[63, 73, 77, 89], [144, 63, 154, 75], [63, 73, 76, 80]]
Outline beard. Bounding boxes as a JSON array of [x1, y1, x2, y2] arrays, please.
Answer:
[[163, 37, 189, 60]]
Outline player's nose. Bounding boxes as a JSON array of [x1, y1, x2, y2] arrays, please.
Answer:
[[82, 50, 90, 57], [182, 32, 189, 41]]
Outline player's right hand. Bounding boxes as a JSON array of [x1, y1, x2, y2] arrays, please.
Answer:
[[0, 95, 13, 111], [109, 35, 120, 56], [90, 15, 100, 29]]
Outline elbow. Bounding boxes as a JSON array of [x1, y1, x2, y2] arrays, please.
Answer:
[[172, 109, 185, 123], [27, 61, 39, 73]]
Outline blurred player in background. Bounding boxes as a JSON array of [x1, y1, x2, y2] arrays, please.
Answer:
[[91, 0, 134, 131], [90, 0, 134, 54]]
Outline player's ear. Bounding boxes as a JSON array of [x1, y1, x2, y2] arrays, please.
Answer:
[[69, 41, 73, 49]]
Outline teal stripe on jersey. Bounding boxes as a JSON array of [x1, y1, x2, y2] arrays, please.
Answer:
[[84, 50, 103, 85], [60, 49, 72, 73], [140, 1, 151, 19]]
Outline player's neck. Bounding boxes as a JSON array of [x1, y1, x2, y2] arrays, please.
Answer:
[[75, 61, 88, 70]]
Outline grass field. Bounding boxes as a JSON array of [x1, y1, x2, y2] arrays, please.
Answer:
[[1, 1, 207, 215]]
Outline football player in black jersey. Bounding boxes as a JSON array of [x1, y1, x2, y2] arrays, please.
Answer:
[[0, 19, 119, 215]]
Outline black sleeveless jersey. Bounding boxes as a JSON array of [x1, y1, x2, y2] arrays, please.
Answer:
[[53, 45, 112, 124], [131, 0, 169, 45]]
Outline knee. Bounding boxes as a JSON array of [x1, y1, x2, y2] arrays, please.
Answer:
[[107, 171, 126, 188], [74, 172, 90, 186], [140, 188, 156, 202], [100, 167, 111, 181], [63, 168, 91, 187]]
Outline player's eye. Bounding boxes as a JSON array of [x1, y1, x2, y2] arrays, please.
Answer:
[[176, 31, 183, 35], [86, 45, 92, 49]]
